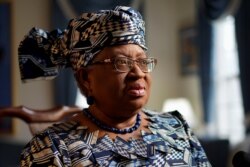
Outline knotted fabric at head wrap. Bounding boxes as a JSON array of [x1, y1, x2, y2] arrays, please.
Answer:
[[18, 6, 147, 82]]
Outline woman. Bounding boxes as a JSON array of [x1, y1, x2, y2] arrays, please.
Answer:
[[19, 6, 211, 167]]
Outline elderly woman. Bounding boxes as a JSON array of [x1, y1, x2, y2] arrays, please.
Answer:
[[19, 6, 211, 167]]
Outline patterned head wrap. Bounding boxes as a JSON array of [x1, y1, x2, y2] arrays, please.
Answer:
[[18, 6, 147, 82]]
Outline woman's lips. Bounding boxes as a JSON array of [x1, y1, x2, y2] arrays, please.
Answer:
[[127, 85, 145, 97]]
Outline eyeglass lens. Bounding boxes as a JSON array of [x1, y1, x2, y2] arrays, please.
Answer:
[[114, 57, 156, 72]]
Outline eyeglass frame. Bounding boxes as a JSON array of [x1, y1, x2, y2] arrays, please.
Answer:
[[89, 56, 157, 73]]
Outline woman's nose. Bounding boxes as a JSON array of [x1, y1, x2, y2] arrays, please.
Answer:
[[127, 63, 146, 78]]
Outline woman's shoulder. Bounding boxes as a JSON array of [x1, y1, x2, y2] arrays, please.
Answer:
[[143, 108, 191, 133], [21, 121, 83, 155], [23, 121, 82, 150], [143, 109, 188, 124], [20, 121, 83, 166], [37, 121, 80, 135]]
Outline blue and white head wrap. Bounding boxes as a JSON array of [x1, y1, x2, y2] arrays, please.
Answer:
[[18, 6, 147, 82]]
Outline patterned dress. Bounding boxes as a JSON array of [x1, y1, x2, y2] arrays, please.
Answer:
[[20, 109, 211, 167]]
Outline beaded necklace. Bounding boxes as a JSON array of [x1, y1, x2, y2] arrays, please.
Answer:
[[82, 108, 141, 134]]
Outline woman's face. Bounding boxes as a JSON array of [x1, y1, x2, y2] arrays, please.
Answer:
[[85, 44, 152, 117]]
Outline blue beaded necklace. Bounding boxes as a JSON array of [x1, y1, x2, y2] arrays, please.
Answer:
[[83, 109, 141, 134]]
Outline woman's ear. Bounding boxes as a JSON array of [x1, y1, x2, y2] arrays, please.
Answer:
[[75, 68, 91, 95]]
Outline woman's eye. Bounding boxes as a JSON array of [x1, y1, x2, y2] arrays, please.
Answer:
[[116, 59, 127, 65], [139, 59, 149, 65]]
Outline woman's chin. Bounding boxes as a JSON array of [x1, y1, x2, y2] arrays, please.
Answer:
[[124, 98, 147, 110]]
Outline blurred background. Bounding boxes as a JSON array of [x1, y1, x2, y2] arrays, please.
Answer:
[[0, 0, 249, 166]]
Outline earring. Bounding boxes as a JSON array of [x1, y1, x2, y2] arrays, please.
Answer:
[[87, 96, 94, 105]]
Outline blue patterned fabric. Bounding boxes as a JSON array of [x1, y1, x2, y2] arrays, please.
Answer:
[[20, 110, 211, 166]]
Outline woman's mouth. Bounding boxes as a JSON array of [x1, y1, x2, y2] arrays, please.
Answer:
[[127, 85, 145, 97]]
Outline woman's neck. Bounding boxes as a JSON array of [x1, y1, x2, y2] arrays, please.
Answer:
[[74, 108, 151, 141], [88, 105, 140, 129]]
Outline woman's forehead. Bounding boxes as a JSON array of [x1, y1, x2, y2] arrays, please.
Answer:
[[97, 44, 146, 59]]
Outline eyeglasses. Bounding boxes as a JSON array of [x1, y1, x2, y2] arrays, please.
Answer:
[[90, 57, 157, 73]]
